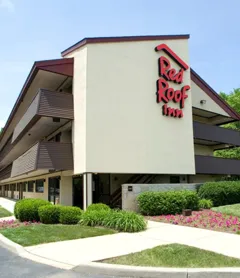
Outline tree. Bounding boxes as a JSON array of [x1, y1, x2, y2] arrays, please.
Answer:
[[214, 88, 240, 159]]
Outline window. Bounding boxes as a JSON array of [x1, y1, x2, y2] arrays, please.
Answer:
[[28, 181, 34, 192], [23, 182, 27, 192], [170, 176, 180, 184], [36, 180, 44, 193], [16, 184, 20, 191]]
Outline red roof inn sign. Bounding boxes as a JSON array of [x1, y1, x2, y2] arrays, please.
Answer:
[[155, 44, 190, 118]]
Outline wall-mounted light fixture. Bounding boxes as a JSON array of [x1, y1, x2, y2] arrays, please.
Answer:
[[200, 99, 206, 104]]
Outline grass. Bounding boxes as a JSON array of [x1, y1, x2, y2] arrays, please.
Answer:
[[0, 224, 115, 246], [102, 244, 240, 268], [0, 206, 12, 218], [212, 204, 240, 218]]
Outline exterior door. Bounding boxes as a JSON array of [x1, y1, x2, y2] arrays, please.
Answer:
[[48, 177, 60, 204], [73, 176, 83, 209]]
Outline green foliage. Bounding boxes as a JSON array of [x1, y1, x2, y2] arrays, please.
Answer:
[[59, 206, 82, 224], [86, 203, 111, 212], [215, 89, 240, 160], [199, 199, 213, 209], [103, 210, 147, 233], [80, 210, 110, 226], [38, 205, 61, 224], [137, 190, 199, 216], [80, 209, 146, 232], [14, 199, 34, 219], [18, 199, 51, 222], [198, 181, 240, 207]]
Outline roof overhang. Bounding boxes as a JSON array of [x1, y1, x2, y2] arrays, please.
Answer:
[[61, 34, 190, 57], [0, 58, 73, 149]]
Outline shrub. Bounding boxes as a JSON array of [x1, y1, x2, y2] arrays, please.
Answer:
[[137, 190, 199, 216], [199, 199, 213, 209], [59, 206, 82, 224], [103, 210, 147, 232], [80, 210, 111, 226], [86, 203, 111, 212], [38, 205, 61, 224], [14, 198, 35, 219], [198, 181, 240, 207], [18, 199, 51, 222]]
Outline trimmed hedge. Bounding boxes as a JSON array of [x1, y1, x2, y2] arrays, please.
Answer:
[[14, 198, 36, 219], [17, 199, 51, 222], [137, 190, 199, 216], [198, 181, 240, 207], [199, 199, 213, 209], [39, 205, 61, 224], [59, 206, 82, 224], [86, 203, 111, 212], [80, 209, 146, 233]]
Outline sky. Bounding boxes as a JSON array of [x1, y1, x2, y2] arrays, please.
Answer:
[[0, 0, 239, 127]]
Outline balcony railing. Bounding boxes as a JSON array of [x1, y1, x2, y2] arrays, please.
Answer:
[[12, 89, 74, 144], [193, 121, 240, 147], [11, 142, 73, 178], [195, 155, 240, 175]]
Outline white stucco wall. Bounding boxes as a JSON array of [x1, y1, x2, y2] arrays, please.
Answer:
[[73, 39, 195, 175], [191, 81, 229, 117], [60, 176, 73, 206]]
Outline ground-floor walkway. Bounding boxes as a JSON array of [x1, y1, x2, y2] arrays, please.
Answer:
[[1, 197, 240, 267]]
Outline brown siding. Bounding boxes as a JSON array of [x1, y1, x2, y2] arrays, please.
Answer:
[[195, 155, 240, 175], [193, 121, 240, 147], [11, 143, 39, 177], [10, 142, 73, 178], [0, 164, 12, 181], [37, 142, 73, 170], [38, 89, 74, 119], [12, 93, 40, 143]]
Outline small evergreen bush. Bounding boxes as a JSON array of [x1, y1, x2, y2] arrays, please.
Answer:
[[38, 205, 61, 224], [86, 203, 111, 212], [14, 198, 35, 219], [198, 181, 240, 207], [18, 199, 51, 222], [198, 199, 213, 209], [137, 190, 199, 216], [59, 206, 82, 224]]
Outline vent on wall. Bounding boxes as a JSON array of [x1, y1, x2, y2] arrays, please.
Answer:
[[53, 117, 60, 123]]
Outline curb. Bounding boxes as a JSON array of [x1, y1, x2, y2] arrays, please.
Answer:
[[0, 234, 73, 270], [73, 262, 240, 278]]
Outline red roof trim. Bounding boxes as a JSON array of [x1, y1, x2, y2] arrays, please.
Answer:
[[61, 34, 190, 57], [191, 69, 240, 120], [0, 58, 73, 142]]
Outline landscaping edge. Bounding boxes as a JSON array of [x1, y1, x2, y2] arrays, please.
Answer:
[[74, 262, 240, 278], [0, 233, 73, 270]]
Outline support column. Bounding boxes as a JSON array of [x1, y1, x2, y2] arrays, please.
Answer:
[[83, 173, 93, 210]]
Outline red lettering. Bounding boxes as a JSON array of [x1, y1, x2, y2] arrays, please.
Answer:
[[162, 104, 168, 115], [174, 90, 182, 103], [168, 68, 176, 81], [180, 85, 190, 108], [175, 109, 183, 118], [168, 107, 176, 117], [159, 56, 170, 80], [166, 88, 175, 101], [175, 69, 184, 84], [157, 78, 169, 103]]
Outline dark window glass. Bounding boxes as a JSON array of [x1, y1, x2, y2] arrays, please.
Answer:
[[170, 176, 180, 183], [28, 181, 34, 192], [36, 180, 44, 193], [23, 183, 27, 192]]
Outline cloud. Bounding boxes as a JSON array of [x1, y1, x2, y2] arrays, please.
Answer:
[[0, 0, 15, 13]]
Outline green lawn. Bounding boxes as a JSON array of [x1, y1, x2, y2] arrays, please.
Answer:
[[0, 206, 12, 218], [102, 244, 240, 268], [1, 224, 115, 246], [212, 204, 240, 217]]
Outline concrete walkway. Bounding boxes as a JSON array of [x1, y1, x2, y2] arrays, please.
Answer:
[[1, 197, 240, 267], [0, 197, 16, 222]]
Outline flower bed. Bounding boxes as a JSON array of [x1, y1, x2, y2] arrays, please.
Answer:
[[0, 219, 40, 229], [148, 210, 240, 234]]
